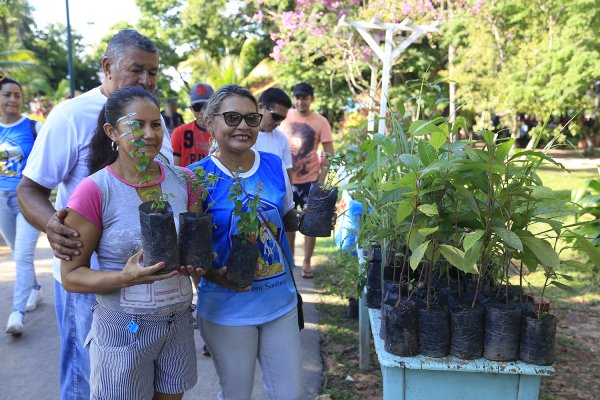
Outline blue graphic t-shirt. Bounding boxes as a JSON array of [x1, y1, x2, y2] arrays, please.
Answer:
[[188, 150, 297, 326], [0, 117, 38, 191]]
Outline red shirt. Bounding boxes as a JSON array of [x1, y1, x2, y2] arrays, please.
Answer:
[[171, 120, 212, 167]]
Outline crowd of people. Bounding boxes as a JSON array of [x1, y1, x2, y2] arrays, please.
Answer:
[[2, 28, 335, 400]]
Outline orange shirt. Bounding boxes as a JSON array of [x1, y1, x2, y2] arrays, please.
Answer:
[[280, 109, 333, 185]]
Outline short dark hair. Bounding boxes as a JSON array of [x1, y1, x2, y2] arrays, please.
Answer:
[[104, 29, 158, 70], [0, 77, 22, 91], [258, 88, 292, 109], [88, 86, 159, 174]]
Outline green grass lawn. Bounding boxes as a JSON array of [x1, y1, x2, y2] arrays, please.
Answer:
[[536, 168, 598, 199]]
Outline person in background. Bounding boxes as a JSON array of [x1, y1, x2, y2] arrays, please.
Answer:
[[280, 82, 334, 279], [0, 77, 43, 335], [171, 83, 214, 167], [161, 98, 184, 134], [187, 84, 304, 399], [62, 86, 201, 400], [17, 29, 173, 400], [252, 87, 293, 182]]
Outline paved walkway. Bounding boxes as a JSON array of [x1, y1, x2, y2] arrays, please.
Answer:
[[0, 235, 322, 399]]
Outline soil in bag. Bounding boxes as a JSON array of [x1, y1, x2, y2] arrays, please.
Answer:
[[225, 235, 259, 287], [520, 312, 556, 365], [418, 304, 450, 358], [483, 303, 521, 361], [347, 297, 359, 319], [379, 281, 399, 339], [178, 212, 213, 272], [139, 201, 179, 275], [450, 304, 485, 359], [299, 183, 338, 237], [383, 300, 418, 357]]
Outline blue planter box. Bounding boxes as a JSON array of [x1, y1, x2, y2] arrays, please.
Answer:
[[369, 307, 555, 400]]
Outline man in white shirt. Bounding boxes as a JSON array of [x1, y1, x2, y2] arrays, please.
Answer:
[[252, 87, 293, 182], [17, 29, 173, 400]]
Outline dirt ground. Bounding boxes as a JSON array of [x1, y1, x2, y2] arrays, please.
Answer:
[[540, 302, 600, 400]]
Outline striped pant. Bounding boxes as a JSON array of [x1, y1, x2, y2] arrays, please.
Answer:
[[85, 303, 197, 399]]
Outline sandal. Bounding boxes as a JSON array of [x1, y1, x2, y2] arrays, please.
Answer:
[[301, 270, 314, 279], [202, 344, 211, 357]]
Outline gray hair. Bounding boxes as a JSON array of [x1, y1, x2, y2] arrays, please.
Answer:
[[104, 29, 158, 70]]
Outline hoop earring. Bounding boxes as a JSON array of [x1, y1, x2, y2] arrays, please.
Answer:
[[111, 141, 118, 152]]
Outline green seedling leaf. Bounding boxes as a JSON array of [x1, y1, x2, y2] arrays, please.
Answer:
[[481, 130, 495, 145], [520, 236, 560, 268], [418, 140, 437, 167], [439, 244, 478, 274], [430, 130, 447, 150], [549, 281, 577, 294], [570, 231, 600, 268], [493, 228, 523, 251], [463, 229, 485, 252], [410, 240, 430, 270], [396, 198, 415, 224], [495, 139, 514, 161], [399, 154, 421, 171], [418, 204, 438, 217], [418, 227, 439, 236]]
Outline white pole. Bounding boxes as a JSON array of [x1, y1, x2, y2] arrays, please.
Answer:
[[378, 28, 393, 135], [368, 66, 378, 132]]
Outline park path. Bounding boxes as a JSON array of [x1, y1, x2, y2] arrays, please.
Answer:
[[0, 235, 322, 400]]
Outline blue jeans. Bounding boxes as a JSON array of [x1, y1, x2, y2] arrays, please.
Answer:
[[54, 277, 95, 400], [0, 190, 40, 313]]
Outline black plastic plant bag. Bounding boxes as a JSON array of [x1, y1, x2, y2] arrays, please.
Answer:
[[365, 287, 382, 309], [418, 304, 450, 358], [347, 297, 359, 319], [379, 281, 399, 339], [383, 299, 418, 357], [299, 183, 338, 237], [139, 201, 179, 275], [483, 304, 521, 361], [178, 212, 213, 272], [224, 235, 259, 287], [520, 312, 556, 365], [450, 304, 485, 359], [367, 260, 381, 289]]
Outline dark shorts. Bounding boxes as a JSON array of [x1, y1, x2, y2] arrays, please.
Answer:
[[292, 182, 314, 209]]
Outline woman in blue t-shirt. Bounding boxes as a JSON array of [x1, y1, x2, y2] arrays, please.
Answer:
[[0, 77, 42, 335], [187, 84, 309, 400]]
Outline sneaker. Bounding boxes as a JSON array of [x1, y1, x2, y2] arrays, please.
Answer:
[[5, 311, 24, 335], [25, 286, 42, 312]]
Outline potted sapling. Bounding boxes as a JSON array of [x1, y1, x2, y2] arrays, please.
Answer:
[[299, 152, 344, 237], [178, 166, 218, 274], [123, 116, 179, 274], [224, 173, 262, 287]]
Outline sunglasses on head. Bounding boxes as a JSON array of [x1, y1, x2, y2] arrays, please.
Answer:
[[265, 108, 286, 122], [191, 103, 205, 112], [213, 111, 263, 127]]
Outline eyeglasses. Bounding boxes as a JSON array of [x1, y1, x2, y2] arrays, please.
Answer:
[[265, 108, 286, 122], [191, 103, 205, 112], [213, 111, 263, 127]]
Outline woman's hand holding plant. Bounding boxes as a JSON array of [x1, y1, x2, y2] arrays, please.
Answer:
[[121, 249, 179, 286]]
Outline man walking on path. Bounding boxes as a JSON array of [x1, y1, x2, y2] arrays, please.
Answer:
[[252, 87, 293, 182], [280, 82, 334, 278], [171, 83, 214, 167], [16, 29, 173, 400]]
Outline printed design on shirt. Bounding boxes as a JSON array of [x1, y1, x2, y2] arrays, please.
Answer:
[[228, 196, 286, 281], [288, 122, 316, 179], [0, 138, 24, 177]]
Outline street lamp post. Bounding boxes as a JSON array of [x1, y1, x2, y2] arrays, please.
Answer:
[[65, 0, 75, 98]]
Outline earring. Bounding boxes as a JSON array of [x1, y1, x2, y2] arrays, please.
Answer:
[[111, 141, 118, 152]]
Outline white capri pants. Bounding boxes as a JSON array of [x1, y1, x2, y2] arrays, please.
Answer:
[[199, 308, 303, 400]]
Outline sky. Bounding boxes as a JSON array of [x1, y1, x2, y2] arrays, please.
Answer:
[[29, 0, 141, 49]]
